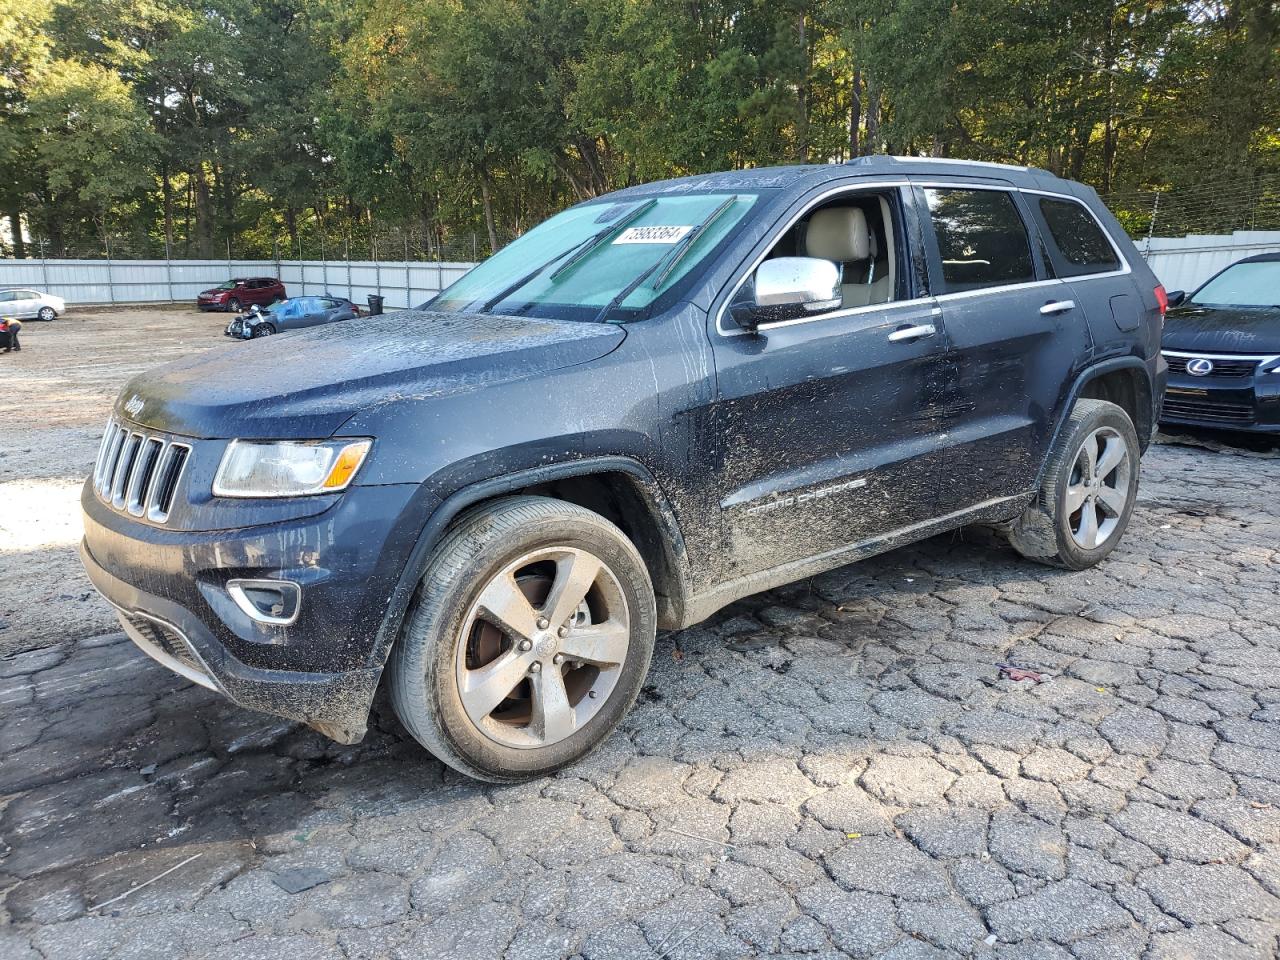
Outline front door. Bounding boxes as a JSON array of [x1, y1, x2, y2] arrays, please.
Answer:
[[708, 185, 951, 577], [914, 181, 1094, 514]]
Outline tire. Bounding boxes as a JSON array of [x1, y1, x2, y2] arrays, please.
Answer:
[[250, 323, 276, 337], [37, 306, 56, 322], [1006, 398, 1140, 570], [389, 495, 656, 782], [227, 298, 241, 313]]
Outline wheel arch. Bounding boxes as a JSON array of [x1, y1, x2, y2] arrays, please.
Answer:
[[1039, 356, 1154, 487], [367, 456, 692, 675]]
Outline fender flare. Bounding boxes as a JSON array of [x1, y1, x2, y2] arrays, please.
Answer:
[[1036, 354, 1155, 487], [365, 455, 690, 672]]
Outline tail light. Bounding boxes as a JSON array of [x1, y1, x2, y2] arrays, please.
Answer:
[[1154, 284, 1169, 317]]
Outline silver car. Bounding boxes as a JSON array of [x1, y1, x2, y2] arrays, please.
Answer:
[[0, 288, 65, 320], [225, 295, 361, 339]]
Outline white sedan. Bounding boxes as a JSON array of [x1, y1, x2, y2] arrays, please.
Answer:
[[0, 288, 65, 320]]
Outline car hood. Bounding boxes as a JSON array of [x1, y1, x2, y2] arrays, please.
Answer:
[[114, 309, 626, 439], [1163, 304, 1280, 355]]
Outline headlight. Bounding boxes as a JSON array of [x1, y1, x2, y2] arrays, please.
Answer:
[[213, 439, 372, 498]]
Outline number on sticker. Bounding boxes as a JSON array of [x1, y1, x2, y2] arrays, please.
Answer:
[[613, 226, 694, 244]]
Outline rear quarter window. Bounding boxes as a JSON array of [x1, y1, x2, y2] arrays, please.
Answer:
[[924, 188, 1035, 292], [1037, 198, 1121, 277]]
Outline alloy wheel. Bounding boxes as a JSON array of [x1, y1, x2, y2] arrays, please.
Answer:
[[1064, 426, 1131, 549], [455, 546, 631, 749]]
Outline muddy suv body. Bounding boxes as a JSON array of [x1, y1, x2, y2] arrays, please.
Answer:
[[81, 158, 1167, 780]]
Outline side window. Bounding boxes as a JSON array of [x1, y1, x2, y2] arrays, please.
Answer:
[[0, 292, 13, 303], [752, 188, 903, 312], [1037, 198, 1120, 276], [924, 188, 1034, 292]]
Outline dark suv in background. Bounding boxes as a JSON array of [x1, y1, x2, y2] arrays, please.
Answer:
[[196, 277, 286, 312], [82, 157, 1167, 781]]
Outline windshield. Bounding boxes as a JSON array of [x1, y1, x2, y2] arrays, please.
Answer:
[[217, 280, 237, 290], [431, 193, 758, 321], [1191, 261, 1280, 308]]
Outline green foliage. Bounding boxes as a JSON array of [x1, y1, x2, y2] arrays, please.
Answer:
[[1, 0, 1276, 257]]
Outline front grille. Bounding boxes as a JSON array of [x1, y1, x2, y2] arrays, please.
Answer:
[[1164, 354, 1260, 379], [93, 418, 192, 522], [1162, 394, 1255, 424]]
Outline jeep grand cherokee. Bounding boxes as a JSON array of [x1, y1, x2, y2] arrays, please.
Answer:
[[81, 157, 1167, 781]]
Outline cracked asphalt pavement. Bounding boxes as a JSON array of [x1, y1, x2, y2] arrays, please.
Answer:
[[2, 312, 1280, 958]]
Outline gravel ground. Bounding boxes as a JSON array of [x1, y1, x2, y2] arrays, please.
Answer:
[[1, 308, 1279, 958]]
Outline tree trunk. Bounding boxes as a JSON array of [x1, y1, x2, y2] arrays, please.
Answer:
[[863, 79, 880, 155], [7, 207, 25, 258], [849, 69, 862, 158], [796, 11, 810, 163], [194, 166, 213, 258], [161, 167, 174, 253], [479, 173, 499, 253]]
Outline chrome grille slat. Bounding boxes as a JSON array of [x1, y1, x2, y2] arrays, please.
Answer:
[[92, 417, 192, 524]]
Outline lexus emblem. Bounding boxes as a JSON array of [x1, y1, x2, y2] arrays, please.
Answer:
[[124, 394, 145, 417], [1186, 358, 1214, 377]]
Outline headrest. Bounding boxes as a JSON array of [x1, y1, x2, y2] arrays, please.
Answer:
[[805, 207, 871, 262]]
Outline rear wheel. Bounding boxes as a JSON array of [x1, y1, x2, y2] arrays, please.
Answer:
[[1006, 398, 1140, 570], [37, 306, 56, 321], [250, 322, 275, 337], [389, 495, 656, 782]]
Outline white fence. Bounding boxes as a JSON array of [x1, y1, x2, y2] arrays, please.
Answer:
[[1144, 230, 1280, 293], [2, 229, 1278, 308], [0, 258, 477, 309]]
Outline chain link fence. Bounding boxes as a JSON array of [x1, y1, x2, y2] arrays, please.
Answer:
[[1100, 173, 1280, 248], [7, 221, 518, 265]]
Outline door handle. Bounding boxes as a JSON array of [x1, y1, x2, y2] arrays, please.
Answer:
[[1040, 299, 1076, 315], [887, 323, 937, 342]]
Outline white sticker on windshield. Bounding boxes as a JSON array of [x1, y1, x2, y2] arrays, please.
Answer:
[[613, 225, 694, 244]]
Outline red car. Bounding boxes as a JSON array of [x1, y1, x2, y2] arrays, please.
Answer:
[[196, 277, 286, 312]]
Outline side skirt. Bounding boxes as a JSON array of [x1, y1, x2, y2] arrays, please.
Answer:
[[677, 492, 1034, 628]]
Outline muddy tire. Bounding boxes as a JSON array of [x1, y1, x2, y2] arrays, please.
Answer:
[[1006, 398, 1140, 570], [389, 495, 656, 782]]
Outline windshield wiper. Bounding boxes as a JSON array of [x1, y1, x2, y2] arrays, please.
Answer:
[[547, 198, 657, 282], [592, 195, 739, 324], [476, 199, 657, 314]]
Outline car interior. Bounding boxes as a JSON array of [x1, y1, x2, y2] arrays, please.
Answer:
[[762, 192, 899, 308]]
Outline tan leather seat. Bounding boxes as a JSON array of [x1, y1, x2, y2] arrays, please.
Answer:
[[804, 207, 891, 308]]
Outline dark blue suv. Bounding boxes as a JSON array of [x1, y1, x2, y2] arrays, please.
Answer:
[[80, 158, 1168, 781]]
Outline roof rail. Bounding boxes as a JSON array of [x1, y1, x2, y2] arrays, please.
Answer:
[[843, 155, 1047, 175]]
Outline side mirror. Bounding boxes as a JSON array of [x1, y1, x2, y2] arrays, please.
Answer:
[[1166, 289, 1186, 307], [730, 256, 841, 332]]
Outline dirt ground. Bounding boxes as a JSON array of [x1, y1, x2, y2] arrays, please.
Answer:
[[0, 306, 233, 654], [3, 306, 1280, 959]]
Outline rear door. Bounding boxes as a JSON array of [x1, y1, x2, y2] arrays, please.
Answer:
[[914, 181, 1093, 514], [707, 182, 951, 577], [1026, 192, 1140, 357]]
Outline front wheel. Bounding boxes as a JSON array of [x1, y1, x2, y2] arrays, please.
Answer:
[[227, 298, 241, 313], [1006, 398, 1140, 570], [250, 322, 275, 337], [389, 495, 656, 782], [37, 306, 56, 322]]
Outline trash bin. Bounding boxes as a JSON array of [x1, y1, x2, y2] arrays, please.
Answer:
[[367, 294, 384, 316]]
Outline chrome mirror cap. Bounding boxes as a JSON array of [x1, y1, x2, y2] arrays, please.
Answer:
[[733, 256, 841, 331]]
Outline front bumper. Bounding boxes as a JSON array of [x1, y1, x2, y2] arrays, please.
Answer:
[[197, 300, 228, 312], [80, 480, 425, 742], [1159, 352, 1280, 433]]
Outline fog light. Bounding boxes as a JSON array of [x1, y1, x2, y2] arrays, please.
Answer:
[[228, 579, 302, 626]]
